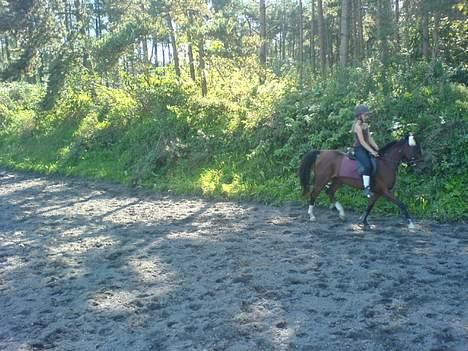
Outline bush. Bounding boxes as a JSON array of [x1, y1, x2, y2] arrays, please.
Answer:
[[0, 82, 43, 138], [0, 61, 466, 221]]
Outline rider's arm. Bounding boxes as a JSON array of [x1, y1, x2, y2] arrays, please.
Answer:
[[368, 134, 379, 152], [355, 124, 379, 156]]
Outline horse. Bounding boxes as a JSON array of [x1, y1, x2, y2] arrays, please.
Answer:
[[298, 134, 422, 229]]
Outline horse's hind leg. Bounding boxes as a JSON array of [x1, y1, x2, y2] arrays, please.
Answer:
[[308, 176, 330, 222], [326, 180, 345, 220], [361, 195, 380, 226]]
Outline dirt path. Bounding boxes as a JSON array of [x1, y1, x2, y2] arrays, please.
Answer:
[[0, 170, 466, 351]]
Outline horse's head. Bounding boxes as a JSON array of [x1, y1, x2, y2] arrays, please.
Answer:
[[403, 134, 423, 167]]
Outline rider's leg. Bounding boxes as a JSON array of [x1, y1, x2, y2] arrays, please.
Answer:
[[362, 175, 372, 196], [355, 147, 373, 197]]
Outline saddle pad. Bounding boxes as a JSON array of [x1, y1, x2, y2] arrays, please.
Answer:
[[339, 157, 361, 179]]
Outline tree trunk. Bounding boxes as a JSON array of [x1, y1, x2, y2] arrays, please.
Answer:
[[187, 33, 196, 81], [64, 0, 71, 33], [291, 36, 296, 59], [310, 0, 316, 72], [259, 0, 267, 66], [394, 0, 400, 50], [4, 36, 10, 62], [95, 0, 102, 37], [317, 0, 327, 74], [356, 0, 364, 60], [166, 14, 181, 77], [339, 0, 351, 67], [149, 37, 155, 64], [166, 42, 172, 65], [328, 17, 334, 68], [377, 0, 391, 66], [140, 3, 148, 63], [421, 9, 430, 60], [187, 10, 196, 81], [432, 11, 440, 60], [298, 0, 304, 66], [198, 38, 207, 96], [0, 37, 4, 64], [350, 0, 357, 64], [141, 37, 148, 63], [281, 0, 286, 62], [298, 0, 304, 81], [153, 39, 159, 67], [274, 38, 278, 62]]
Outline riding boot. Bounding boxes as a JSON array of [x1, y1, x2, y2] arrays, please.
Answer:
[[362, 175, 373, 198]]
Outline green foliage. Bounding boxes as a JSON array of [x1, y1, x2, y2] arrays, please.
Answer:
[[0, 61, 467, 221], [41, 53, 76, 110], [0, 82, 43, 138], [94, 22, 150, 73]]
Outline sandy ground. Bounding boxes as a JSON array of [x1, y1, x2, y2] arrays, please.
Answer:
[[0, 169, 467, 351]]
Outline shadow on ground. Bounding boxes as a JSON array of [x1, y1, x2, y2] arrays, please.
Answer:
[[0, 170, 466, 351]]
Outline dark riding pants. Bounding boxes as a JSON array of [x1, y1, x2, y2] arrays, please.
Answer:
[[354, 146, 373, 176]]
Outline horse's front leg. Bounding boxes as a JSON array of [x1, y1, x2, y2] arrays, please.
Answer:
[[361, 195, 380, 226], [308, 203, 316, 222], [381, 190, 415, 229]]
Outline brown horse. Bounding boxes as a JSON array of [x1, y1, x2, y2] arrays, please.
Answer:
[[298, 134, 422, 228]]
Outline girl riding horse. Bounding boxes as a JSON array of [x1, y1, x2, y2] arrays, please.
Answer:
[[352, 104, 380, 198], [299, 133, 422, 229]]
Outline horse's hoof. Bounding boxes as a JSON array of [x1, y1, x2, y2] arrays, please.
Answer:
[[339, 214, 346, 221], [408, 222, 416, 230], [309, 216, 316, 222]]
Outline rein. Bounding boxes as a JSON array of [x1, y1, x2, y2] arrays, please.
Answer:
[[378, 146, 404, 169]]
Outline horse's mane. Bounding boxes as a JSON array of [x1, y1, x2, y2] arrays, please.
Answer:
[[379, 137, 406, 155]]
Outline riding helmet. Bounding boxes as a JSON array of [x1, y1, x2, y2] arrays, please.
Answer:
[[354, 104, 372, 117]]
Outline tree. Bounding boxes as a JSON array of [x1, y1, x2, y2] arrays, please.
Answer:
[[310, 0, 316, 72], [376, 0, 392, 66], [421, 3, 430, 60], [317, 0, 327, 74], [166, 13, 181, 77], [259, 0, 267, 67], [1, 0, 466, 96], [339, 0, 351, 66]]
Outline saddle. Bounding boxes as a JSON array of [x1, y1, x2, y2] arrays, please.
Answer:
[[340, 149, 377, 179], [345, 148, 357, 160]]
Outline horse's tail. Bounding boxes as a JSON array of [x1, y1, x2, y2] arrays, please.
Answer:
[[299, 150, 320, 196]]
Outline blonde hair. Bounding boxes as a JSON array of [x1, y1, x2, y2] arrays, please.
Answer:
[[350, 119, 361, 133]]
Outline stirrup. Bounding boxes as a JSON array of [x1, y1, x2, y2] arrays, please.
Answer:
[[363, 187, 373, 198]]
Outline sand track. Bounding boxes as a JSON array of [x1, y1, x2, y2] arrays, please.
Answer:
[[0, 170, 466, 351]]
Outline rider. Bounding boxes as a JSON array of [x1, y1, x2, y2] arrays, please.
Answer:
[[352, 104, 380, 198]]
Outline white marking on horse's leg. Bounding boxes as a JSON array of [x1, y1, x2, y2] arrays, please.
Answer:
[[308, 205, 316, 222], [408, 220, 415, 230], [335, 201, 346, 220]]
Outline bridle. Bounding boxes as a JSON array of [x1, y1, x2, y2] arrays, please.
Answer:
[[409, 156, 418, 167], [407, 134, 421, 167], [378, 140, 420, 169]]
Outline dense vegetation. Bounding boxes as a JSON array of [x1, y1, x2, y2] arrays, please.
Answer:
[[0, 1, 467, 221]]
